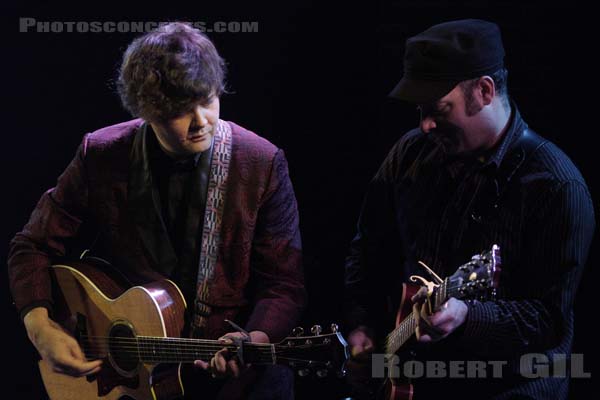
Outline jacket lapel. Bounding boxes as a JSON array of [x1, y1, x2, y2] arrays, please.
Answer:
[[127, 122, 178, 277]]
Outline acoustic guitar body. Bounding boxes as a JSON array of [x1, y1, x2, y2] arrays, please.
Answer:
[[39, 261, 186, 400]]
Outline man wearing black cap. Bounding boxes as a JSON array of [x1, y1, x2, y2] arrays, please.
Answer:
[[344, 19, 594, 399]]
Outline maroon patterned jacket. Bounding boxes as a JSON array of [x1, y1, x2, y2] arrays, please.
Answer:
[[8, 118, 305, 342]]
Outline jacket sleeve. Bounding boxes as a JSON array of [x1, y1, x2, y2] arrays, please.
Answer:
[[244, 149, 306, 343], [343, 133, 418, 336], [459, 180, 595, 356], [344, 174, 399, 333], [8, 135, 90, 319]]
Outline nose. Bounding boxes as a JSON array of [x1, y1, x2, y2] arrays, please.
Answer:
[[420, 115, 437, 133], [192, 105, 209, 127]]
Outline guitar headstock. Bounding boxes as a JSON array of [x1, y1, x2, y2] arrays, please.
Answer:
[[274, 324, 349, 378], [443, 244, 501, 303]]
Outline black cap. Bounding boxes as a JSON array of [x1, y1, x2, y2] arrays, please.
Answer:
[[389, 19, 505, 104]]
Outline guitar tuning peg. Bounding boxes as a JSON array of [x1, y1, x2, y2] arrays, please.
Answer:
[[316, 369, 328, 378], [311, 325, 322, 335], [330, 323, 339, 333], [298, 368, 310, 377], [292, 327, 304, 337]]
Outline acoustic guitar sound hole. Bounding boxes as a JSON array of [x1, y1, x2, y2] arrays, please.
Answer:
[[108, 322, 139, 373]]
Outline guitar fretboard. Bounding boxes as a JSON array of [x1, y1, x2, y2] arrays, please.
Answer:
[[384, 279, 449, 354], [82, 335, 276, 364]]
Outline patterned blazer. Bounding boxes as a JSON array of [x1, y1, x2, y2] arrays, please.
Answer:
[[8, 118, 306, 342]]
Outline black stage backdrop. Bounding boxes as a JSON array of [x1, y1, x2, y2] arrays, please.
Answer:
[[2, 1, 597, 398]]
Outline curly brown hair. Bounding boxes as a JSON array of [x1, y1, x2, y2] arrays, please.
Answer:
[[117, 22, 226, 122]]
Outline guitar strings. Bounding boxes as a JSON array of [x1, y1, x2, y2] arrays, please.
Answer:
[[78, 335, 332, 363], [80, 338, 331, 350], [81, 342, 331, 355], [80, 335, 332, 351], [79, 352, 330, 366], [80, 342, 331, 365]]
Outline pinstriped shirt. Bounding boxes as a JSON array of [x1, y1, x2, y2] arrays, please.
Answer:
[[345, 103, 595, 399]]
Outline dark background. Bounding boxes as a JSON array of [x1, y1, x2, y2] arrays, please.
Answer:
[[3, 0, 597, 398]]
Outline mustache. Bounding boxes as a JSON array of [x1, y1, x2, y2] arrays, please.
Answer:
[[430, 121, 461, 139], [427, 122, 463, 153], [188, 126, 211, 135]]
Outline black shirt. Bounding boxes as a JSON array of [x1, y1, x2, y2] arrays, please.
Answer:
[[345, 103, 595, 399], [147, 127, 212, 308]]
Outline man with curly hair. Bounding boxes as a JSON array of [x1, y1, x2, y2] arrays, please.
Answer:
[[9, 22, 304, 399]]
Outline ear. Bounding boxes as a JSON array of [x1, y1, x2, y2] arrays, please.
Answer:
[[478, 76, 496, 106]]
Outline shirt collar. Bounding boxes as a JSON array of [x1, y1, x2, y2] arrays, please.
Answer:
[[481, 100, 526, 169], [434, 100, 527, 179]]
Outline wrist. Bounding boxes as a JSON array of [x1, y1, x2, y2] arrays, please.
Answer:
[[24, 307, 51, 339], [351, 325, 374, 339], [457, 299, 469, 326], [249, 330, 270, 343]]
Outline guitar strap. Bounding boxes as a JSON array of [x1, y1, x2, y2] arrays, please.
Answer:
[[190, 119, 233, 338]]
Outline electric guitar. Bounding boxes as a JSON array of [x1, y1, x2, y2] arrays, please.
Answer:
[[39, 259, 349, 400], [381, 245, 502, 400]]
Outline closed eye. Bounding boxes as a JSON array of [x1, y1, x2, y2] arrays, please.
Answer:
[[417, 105, 447, 119]]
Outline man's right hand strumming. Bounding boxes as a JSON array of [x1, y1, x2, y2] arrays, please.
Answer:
[[348, 326, 374, 359], [24, 307, 102, 377]]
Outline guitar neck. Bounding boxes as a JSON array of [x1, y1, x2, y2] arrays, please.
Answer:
[[385, 314, 417, 355], [83, 335, 276, 365], [385, 279, 450, 354]]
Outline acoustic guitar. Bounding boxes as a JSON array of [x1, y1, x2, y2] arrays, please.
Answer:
[[39, 259, 348, 399]]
